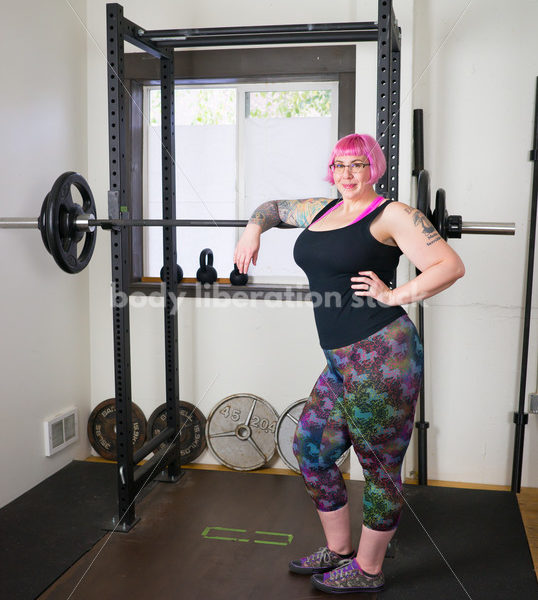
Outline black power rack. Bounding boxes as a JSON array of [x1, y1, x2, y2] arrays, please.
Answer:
[[105, 0, 402, 530]]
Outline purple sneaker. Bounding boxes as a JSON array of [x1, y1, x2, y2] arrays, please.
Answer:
[[289, 546, 356, 575], [311, 558, 385, 593]]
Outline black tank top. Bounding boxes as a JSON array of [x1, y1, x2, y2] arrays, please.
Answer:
[[293, 198, 406, 349]]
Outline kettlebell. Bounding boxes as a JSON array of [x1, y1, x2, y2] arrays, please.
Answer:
[[229, 263, 248, 286], [160, 263, 183, 283], [196, 248, 218, 284]]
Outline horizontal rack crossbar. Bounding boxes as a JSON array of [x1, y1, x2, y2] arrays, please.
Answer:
[[133, 425, 175, 464], [140, 31, 378, 48], [139, 21, 378, 40]]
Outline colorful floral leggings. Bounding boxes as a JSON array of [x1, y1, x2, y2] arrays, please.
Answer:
[[293, 314, 424, 531]]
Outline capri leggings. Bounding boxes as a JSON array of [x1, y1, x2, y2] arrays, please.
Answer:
[[292, 314, 424, 531]]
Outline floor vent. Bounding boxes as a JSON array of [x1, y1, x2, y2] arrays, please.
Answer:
[[44, 408, 79, 456]]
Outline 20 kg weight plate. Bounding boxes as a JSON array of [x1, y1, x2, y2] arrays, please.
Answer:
[[147, 401, 206, 464], [275, 398, 350, 473], [87, 398, 147, 461], [206, 394, 278, 471]]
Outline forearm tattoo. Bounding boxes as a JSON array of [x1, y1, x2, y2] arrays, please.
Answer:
[[249, 201, 281, 232], [249, 197, 332, 231], [404, 206, 441, 246]]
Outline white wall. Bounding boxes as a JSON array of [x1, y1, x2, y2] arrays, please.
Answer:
[[0, 0, 91, 508], [412, 0, 538, 486]]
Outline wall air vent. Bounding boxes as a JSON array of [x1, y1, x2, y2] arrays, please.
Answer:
[[44, 408, 79, 456]]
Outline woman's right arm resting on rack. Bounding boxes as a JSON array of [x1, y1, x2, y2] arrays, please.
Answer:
[[249, 198, 332, 232], [234, 198, 332, 273]]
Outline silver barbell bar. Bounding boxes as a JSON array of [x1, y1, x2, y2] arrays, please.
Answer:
[[0, 216, 516, 234], [0, 216, 262, 230]]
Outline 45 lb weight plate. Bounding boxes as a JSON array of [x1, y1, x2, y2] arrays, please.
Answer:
[[206, 394, 278, 471]]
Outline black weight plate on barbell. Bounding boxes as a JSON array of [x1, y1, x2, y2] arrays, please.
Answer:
[[147, 401, 207, 464], [45, 171, 97, 274], [38, 193, 51, 254], [416, 170, 432, 220], [87, 398, 147, 461], [433, 188, 448, 240]]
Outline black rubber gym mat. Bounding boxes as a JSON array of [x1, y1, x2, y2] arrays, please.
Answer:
[[0, 460, 117, 600], [36, 466, 536, 600]]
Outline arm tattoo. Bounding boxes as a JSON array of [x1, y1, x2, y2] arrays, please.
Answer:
[[249, 197, 332, 231], [249, 200, 282, 233], [277, 200, 302, 226], [404, 206, 442, 246], [285, 198, 333, 228]]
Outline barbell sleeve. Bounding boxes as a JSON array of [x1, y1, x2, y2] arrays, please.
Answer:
[[0, 218, 39, 228], [460, 221, 515, 235]]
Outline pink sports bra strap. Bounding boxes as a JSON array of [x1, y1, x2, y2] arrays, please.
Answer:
[[349, 195, 385, 224], [310, 196, 386, 228], [311, 200, 343, 225]]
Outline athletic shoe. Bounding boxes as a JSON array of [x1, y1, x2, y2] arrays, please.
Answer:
[[288, 546, 356, 575], [311, 558, 385, 593]]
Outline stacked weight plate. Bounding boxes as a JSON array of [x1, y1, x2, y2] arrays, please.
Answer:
[[88, 395, 350, 473], [88, 399, 206, 464], [87, 399, 147, 461], [147, 401, 207, 464], [205, 393, 279, 471]]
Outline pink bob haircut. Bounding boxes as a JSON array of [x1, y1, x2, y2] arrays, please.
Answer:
[[325, 133, 386, 186]]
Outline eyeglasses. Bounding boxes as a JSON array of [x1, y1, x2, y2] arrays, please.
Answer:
[[330, 161, 370, 174]]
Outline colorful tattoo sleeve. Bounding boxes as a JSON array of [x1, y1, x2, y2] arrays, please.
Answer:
[[248, 198, 333, 232]]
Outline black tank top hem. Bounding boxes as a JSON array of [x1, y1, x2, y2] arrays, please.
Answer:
[[318, 308, 407, 350]]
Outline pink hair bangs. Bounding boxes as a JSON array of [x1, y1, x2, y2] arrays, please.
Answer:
[[325, 133, 386, 186]]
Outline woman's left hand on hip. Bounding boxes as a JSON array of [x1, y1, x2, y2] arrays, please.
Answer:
[[351, 271, 395, 306]]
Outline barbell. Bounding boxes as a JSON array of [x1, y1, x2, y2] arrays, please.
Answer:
[[0, 171, 515, 274], [417, 170, 515, 239]]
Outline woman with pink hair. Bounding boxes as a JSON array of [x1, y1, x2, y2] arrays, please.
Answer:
[[234, 133, 464, 594]]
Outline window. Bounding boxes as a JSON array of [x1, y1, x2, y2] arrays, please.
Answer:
[[144, 82, 338, 284], [125, 46, 356, 292]]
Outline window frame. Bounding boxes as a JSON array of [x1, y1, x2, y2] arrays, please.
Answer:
[[125, 45, 356, 298], [142, 80, 339, 285]]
